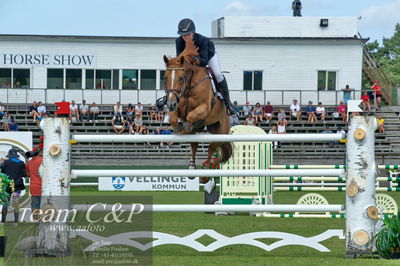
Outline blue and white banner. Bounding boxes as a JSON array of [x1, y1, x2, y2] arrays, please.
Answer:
[[99, 176, 199, 191]]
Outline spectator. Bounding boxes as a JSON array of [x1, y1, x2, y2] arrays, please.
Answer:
[[263, 101, 274, 122], [244, 114, 256, 126], [157, 108, 164, 123], [79, 100, 90, 121], [290, 99, 301, 122], [126, 103, 134, 117], [377, 114, 385, 133], [135, 102, 143, 115], [337, 101, 347, 123], [89, 102, 100, 123], [25, 149, 42, 221], [1, 79, 10, 88], [337, 126, 347, 144], [112, 112, 125, 135], [9, 119, 18, 131], [315, 102, 326, 121], [153, 126, 163, 148], [277, 119, 286, 134], [13, 81, 21, 88], [361, 92, 371, 112], [371, 81, 382, 109], [139, 125, 151, 146], [342, 85, 352, 105], [277, 108, 288, 127], [29, 101, 39, 122], [161, 125, 173, 148], [149, 105, 157, 123], [252, 102, 263, 123], [37, 101, 47, 122], [322, 126, 334, 145], [2, 112, 11, 131], [292, 0, 302, 17], [0, 102, 5, 119], [306, 101, 317, 124], [113, 101, 123, 115], [1, 148, 27, 224], [268, 125, 279, 148], [233, 101, 241, 116], [242, 101, 251, 117], [69, 100, 79, 122], [126, 115, 134, 135], [134, 112, 143, 133]]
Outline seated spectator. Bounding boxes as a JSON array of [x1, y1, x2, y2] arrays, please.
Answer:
[[79, 100, 89, 121], [377, 114, 385, 133], [252, 102, 263, 123], [113, 101, 123, 115], [29, 101, 39, 122], [337, 101, 347, 123], [126, 103, 134, 117], [112, 112, 125, 135], [268, 125, 279, 148], [134, 112, 143, 133], [125, 115, 134, 135], [161, 125, 173, 147], [233, 101, 241, 116], [149, 105, 157, 123], [0, 101, 5, 119], [69, 100, 79, 122], [263, 101, 274, 122], [244, 114, 256, 126], [9, 119, 18, 131], [277, 108, 288, 127], [322, 126, 334, 145], [229, 112, 240, 127], [1, 79, 10, 88], [242, 101, 251, 117], [277, 119, 286, 134], [290, 99, 301, 122], [37, 101, 47, 117], [139, 125, 151, 146], [361, 92, 371, 112], [14, 81, 21, 88], [315, 102, 326, 121], [135, 102, 143, 115], [337, 126, 347, 144], [305, 101, 317, 124], [153, 126, 163, 148], [157, 108, 164, 123], [2, 112, 11, 131], [89, 102, 100, 123]]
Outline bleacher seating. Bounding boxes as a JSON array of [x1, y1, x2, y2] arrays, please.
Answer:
[[3, 103, 400, 166]]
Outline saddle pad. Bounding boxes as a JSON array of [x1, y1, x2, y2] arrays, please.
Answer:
[[206, 69, 224, 101]]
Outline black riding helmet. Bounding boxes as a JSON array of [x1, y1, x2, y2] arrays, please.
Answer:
[[177, 18, 195, 35]]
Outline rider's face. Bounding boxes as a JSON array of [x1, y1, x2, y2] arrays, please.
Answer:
[[182, 32, 194, 41]]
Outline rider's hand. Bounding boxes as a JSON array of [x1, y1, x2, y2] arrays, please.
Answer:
[[191, 56, 201, 65]]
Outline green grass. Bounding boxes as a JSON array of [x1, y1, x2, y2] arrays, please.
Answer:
[[2, 172, 400, 265]]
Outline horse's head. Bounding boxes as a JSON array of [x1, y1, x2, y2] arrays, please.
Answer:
[[163, 55, 193, 112]]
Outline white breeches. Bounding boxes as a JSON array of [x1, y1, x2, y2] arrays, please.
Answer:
[[208, 53, 224, 83]]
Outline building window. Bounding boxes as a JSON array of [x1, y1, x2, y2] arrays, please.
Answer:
[[47, 69, 63, 89], [112, 70, 119, 90], [66, 69, 82, 89], [122, 69, 138, 89], [140, 70, 156, 90], [13, 69, 30, 88], [96, 70, 111, 89], [86, 69, 94, 89], [159, 70, 165, 91], [0, 69, 11, 88], [243, 70, 263, 90], [317, 70, 337, 91]]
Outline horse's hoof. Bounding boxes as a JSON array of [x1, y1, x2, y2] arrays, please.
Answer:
[[200, 177, 210, 184]]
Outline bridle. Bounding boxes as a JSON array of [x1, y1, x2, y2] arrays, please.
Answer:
[[165, 67, 192, 105]]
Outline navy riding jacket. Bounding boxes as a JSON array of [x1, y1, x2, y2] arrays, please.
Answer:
[[175, 33, 215, 67]]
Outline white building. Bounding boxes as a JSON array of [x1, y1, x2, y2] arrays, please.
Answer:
[[0, 16, 366, 105]]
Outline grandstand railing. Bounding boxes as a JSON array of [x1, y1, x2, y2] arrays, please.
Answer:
[[0, 88, 373, 106]]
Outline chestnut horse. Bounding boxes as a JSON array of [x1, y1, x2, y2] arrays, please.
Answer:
[[163, 40, 232, 183]]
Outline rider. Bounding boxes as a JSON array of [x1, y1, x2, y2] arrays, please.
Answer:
[[175, 18, 238, 115]]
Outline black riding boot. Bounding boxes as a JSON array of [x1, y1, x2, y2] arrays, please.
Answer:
[[218, 77, 238, 116]]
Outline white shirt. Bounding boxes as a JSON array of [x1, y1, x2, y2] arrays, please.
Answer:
[[37, 105, 46, 114], [316, 106, 325, 114], [70, 104, 78, 114], [290, 104, 301, 112], [79, 104, 89, 114], [135, 105, 143, 113]]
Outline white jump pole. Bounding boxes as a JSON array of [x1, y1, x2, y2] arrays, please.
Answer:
[[72, 204, 344, 213], [71, 169, 344, 178], [72, 133, 344, 143], [345, 116, 378, 257]]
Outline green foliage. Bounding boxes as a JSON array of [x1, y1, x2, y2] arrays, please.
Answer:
[[0, 172, 11, 204], [376, 213, 400, 259]]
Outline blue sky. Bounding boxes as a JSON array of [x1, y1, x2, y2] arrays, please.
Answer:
[[0, 0, 398, 42]]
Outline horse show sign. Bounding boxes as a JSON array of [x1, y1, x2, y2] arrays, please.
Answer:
[[98, 176, 199, 191]]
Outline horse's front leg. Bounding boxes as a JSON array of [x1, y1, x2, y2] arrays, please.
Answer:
[[169, 111, 183, 134], [184, 103, 210, 133]]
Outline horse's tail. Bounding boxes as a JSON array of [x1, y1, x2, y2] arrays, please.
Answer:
[[220, 142, 233, 164]]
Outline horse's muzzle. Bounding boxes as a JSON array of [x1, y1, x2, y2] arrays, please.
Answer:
[[167, 102, 177, 112]]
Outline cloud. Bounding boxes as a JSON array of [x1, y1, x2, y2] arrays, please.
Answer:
[[359, 0, 400, 40], [221, 1, 279, 16]]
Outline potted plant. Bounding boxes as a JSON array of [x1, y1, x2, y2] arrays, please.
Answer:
[[376, 213, 400, 259]]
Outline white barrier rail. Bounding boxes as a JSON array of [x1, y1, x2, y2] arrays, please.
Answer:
[[72, 204, 344, 213], [72, 169, 344, 178], [72, 134, 344, 143]]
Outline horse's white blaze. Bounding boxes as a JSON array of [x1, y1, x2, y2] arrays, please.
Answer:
[[170, 70, 175, 90]]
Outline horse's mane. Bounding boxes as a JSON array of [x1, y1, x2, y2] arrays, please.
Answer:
[[178, 39, 199, 64]]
